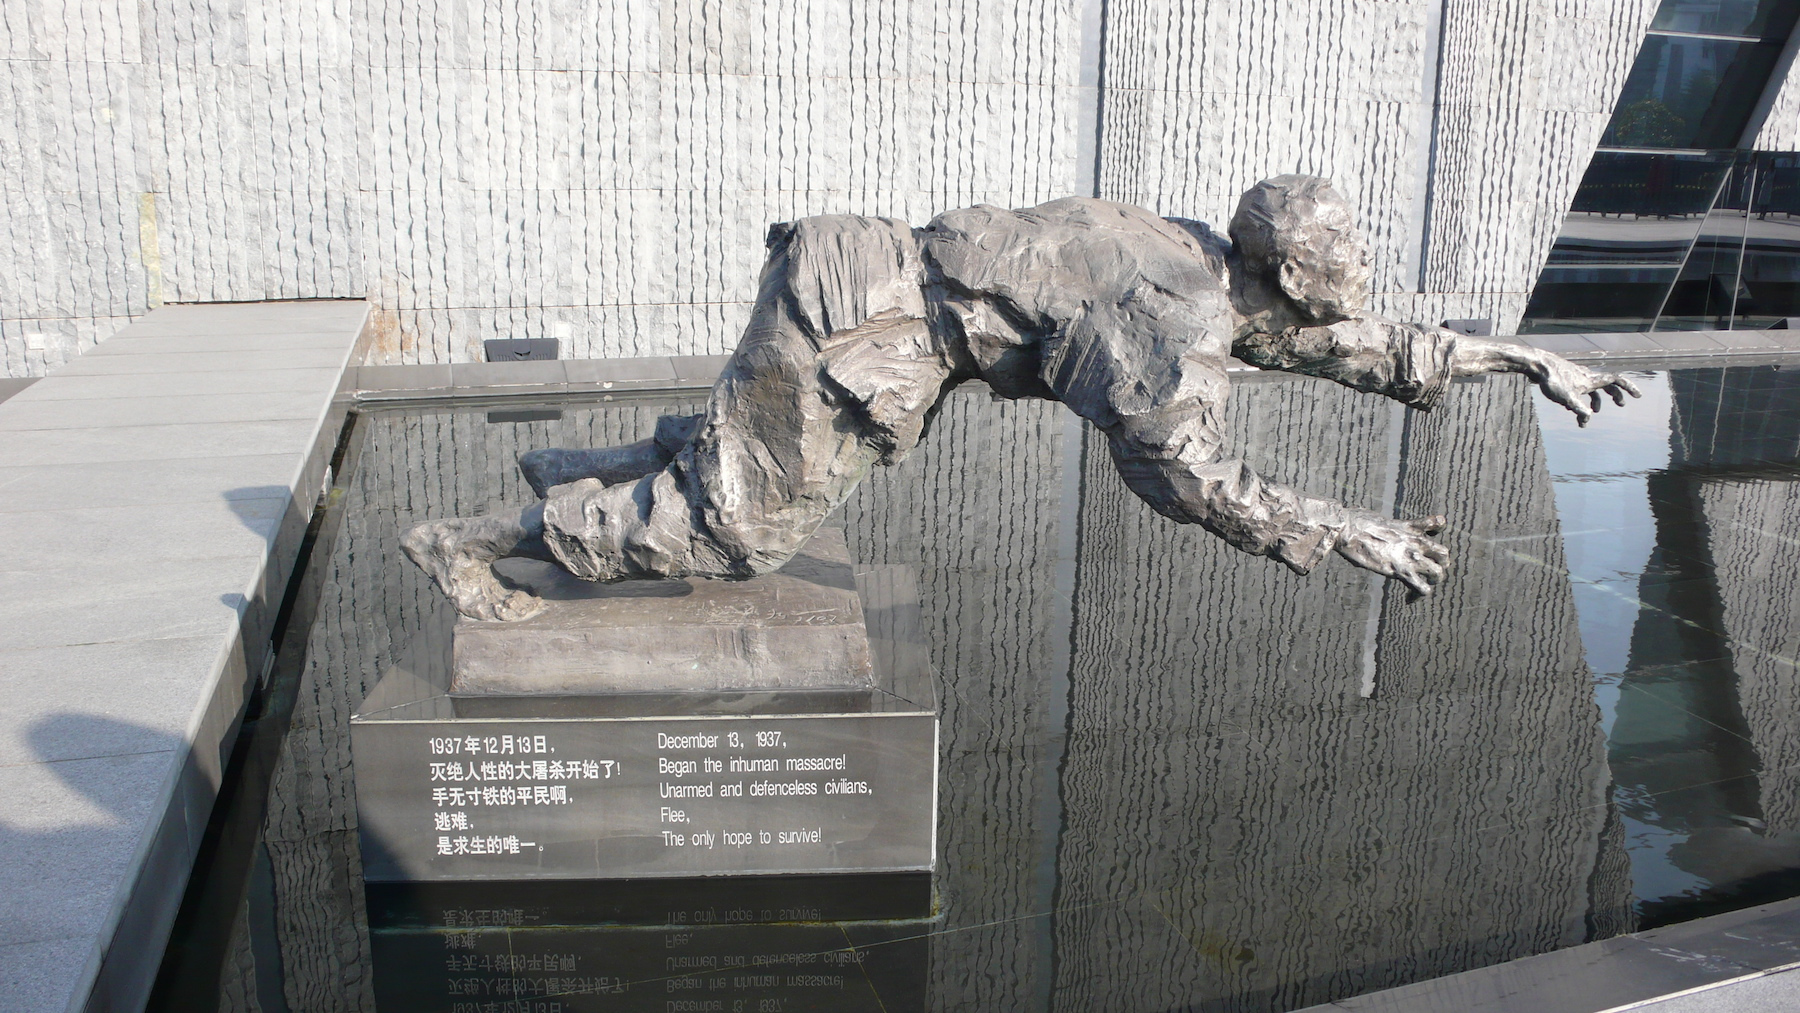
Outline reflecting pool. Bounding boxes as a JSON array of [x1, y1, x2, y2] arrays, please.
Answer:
[[151, 365, 1800, 1012]]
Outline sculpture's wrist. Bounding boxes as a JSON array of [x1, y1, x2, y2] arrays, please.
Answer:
[[1450, 336, 1539, 378]]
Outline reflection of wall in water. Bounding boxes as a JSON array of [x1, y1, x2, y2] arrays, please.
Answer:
[[1670, 367, 1800, 836], [1052, 376, 1611, 1009], [838, 390, 1071, 1011], [1691, 478, 1800, 834], [220, 403, 703, 1009], [216, 394, 1072, 1009], [212, 381, 1624, 1009]]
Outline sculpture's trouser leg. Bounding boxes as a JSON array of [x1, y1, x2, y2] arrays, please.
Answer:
[[517, 413, 706, 497], [536, 304, 949, 581], [411, 212, 948, 617]]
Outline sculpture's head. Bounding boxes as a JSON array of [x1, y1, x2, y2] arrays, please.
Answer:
[[1229, 175, 1372, 324]]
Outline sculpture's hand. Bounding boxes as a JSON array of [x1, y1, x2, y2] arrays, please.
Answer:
[[1519, 349, 1641, 426], [1334, 512, 1450, 596]]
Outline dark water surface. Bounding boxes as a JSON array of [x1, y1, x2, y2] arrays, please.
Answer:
[[151, 366, 1800, 1012]]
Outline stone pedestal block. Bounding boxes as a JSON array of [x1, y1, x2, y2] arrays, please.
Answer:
[[450, 527, 874, 696]]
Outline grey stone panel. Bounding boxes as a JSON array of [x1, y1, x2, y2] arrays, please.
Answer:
[[0, 378, 36, 403], [0, 454, 305, 514], [1294, 896, 1800, 1012], [53, 346, 355, 376], [97, 331, 363, 354], [0, 391, 329, 430], [1753, 46, 1800, 151], [9, 367, 349, 401], [1632, 971, 1800, 1013], [0, 417, 324, 468]]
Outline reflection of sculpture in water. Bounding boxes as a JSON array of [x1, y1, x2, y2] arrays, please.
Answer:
[[403, 175, 1639, 621]]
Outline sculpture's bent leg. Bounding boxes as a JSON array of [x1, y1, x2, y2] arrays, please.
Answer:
[[405, 213, 954, 619], [517, 414, 704, 497]]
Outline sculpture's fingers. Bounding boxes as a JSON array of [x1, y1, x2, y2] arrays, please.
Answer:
[[1617, 375, 1643, 399], [1400, 569, 1435, 596], [1411, 514, 1448, 536], [1426, 557, 1447, 584], [1544, 379, 1591, 425], [1402, 556, 1445, 596], [1421, 541, 1451, 565], [1590, 390, 1604, 414]]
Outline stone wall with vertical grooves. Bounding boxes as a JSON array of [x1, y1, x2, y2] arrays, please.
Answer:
[[1093, 0, 1659, 334], [1752, 51, 1800, 151], [1050, 376, 1606, 1009], [0, 0, 1084, 376], [5, 0, 1667, 376]]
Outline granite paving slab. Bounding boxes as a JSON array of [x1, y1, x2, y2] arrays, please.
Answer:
[[53, 346, 353, 375], [1626, 968, 1800, 1011], [0, 391, 327, 430], [0, 417, 323, 467], [0, 454, 304, 513], [0, 300, 369, 1013], [9, 367, 346, 401]]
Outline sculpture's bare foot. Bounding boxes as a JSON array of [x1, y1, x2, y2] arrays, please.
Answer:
[[1334, 512, 1450, 597], [401, 519, 548, 621]]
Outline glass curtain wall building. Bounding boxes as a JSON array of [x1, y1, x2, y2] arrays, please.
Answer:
[[1521, 1, 1800, 332]]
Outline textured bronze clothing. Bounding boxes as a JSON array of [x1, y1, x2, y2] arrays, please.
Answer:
[[541, 197, 1459, 582]]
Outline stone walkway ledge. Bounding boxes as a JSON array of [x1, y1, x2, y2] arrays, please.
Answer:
[[1296, 895, 1800, 1012], [1517, 326, 1800, 365], [342, 330, 1800, 405], [0, 300, 372, 1013]]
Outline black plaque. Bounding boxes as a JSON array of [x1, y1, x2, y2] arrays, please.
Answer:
[[353, 714, 936, 881]]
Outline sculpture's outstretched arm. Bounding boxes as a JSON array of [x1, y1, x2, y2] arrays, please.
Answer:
[[1232, 317, 1640, 424], [1444, 334, 1641, 426], [1231, 316, 1461, 409], [1099, 371, 1450, 595]]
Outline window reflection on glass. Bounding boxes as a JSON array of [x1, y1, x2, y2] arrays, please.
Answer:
[[1649, 0, 1800, 41], [1601, 35, 1784, 149], [1520, 266, 1683, 332], [1568, 151, 1734, 220], [1656, 160, 1752, 330], [1734, 156, 1800, 327], [1523, 153, 1729, 331]]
